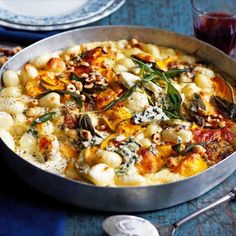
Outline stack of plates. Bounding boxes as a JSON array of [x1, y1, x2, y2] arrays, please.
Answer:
[[0, 0, 126, 31]]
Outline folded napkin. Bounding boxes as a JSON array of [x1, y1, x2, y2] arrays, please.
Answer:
[[0, 156, 66, 236], [0, 26, 60, 44]]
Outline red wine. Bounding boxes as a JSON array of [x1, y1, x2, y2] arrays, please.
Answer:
[[194, 12, 236, 55]]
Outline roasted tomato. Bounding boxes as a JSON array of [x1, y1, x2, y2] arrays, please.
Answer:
[[193, 127, 234, 143]]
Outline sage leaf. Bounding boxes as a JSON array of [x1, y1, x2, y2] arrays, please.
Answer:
[[212, 96, 236, 121], [181, 142, 207, 155], [37, 90, 82, 107], [78, 114, 101, 137], [104, 83, 138, 111], [32, 111, 56, 126]]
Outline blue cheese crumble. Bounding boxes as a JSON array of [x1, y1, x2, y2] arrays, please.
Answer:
[[132, 106, 169, 124]]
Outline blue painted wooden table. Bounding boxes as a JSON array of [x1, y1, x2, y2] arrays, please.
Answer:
[[64, 1, 236, 235]]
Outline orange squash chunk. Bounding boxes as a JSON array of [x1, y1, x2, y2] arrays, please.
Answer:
[[136, 148, 165, 175], [173, 153, 207, 177]]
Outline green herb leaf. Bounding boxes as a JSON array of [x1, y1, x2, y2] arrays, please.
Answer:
[[183, 93, 206, 126], [32, 111, 56, 126], [37, 90, 82, 107], [191, 93, 206, 113], [131, 57, 156, 73], [164, 68, 190, 78], [70, 73, 84, 82], [104, 83, 138, 111], [164, 73, 183, 118], [78, 114, 101, 138], [172, 142, 207, 155], [163, 110, 183, 119], [212, 96, 236, 121], [181, 142, 207, 155], [172, 143, 181, 153]]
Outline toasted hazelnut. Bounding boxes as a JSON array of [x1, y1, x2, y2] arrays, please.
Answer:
[[152, 133, 161, 144], [67, 84, 76, 92], [80, 61, 90, 67], [80, 129, 92, 141], [84, 83, 94, 89], [74, 81, 83, 92], [80, 94, 86, 101], [166, 157, 178, 168], [81, 73, 89, 78]]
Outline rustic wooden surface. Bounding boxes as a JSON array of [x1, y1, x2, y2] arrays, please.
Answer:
[[65, 0, 236, 235]]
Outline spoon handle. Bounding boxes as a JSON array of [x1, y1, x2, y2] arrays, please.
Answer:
[[172, 188, 236, 234]]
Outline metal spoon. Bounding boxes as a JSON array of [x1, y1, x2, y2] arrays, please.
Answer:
[[103, 188, 236, 236]]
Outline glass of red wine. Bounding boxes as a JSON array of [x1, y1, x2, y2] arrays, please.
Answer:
[[191, 0, 236, 58]]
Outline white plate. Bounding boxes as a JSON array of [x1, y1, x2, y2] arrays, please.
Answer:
[[0, 0, 126, 31], [0, 0, 114, 25]]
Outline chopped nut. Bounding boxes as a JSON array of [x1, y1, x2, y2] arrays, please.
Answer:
[[74, 81, 83, 91], [84, 83, 94, 89], [67, 84, 76, 92], [80, 94, 86, 101], [152, 133, 161, 144], [80, 61, 90, 67], [81, 73, 89, 78], [80, 129, 92, 141], [166, 157, 178, 168], [96, 124, 107, 131], [130, 38, 138, 45], [85, 75, 96, 83]]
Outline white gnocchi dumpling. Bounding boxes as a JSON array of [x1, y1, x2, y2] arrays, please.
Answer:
[[30, 53, 51, 69], [0, 112, 14, 130], [25, 107, 46, 117], [194, 74, 212, 89], [64, 45, 81, 56], [115, 167, 146, 186], [0, 128, 15, 151], [87, 163, 115, 186], [116, 58, 136, 70], [125, 91, 149, 113], [0, 97, 25, 114], [20, 132, 37, 154], [193, 66, 215, 78], [119, 72, 140, 89], [181, 83, 201, 99], [21, 64, 38, 85], [97, 150, 122, 168], [37, 121, 54, 136], [0, 87, 21, 97], [144, 122, 162, 137], [2, 70, 20, 87], [39, 92, 61, 108], [113, 64, 128, 74], [161, 129, 192, 144], [141, 44, 161, 59]]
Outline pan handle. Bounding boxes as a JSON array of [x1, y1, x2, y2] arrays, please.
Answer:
[[172, 188, 236, 235]]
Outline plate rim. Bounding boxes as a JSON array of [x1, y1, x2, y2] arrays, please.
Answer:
[[0, 0, 114, 26], [0, 0, 126, 31]]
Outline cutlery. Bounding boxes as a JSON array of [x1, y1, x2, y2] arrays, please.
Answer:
[[103, 188, 236, 236]]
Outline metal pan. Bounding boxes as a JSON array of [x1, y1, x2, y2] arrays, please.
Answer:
[[1, 26, 236, 212]]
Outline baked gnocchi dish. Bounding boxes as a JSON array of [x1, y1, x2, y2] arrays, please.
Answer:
[[1, 39, 236, 187]]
